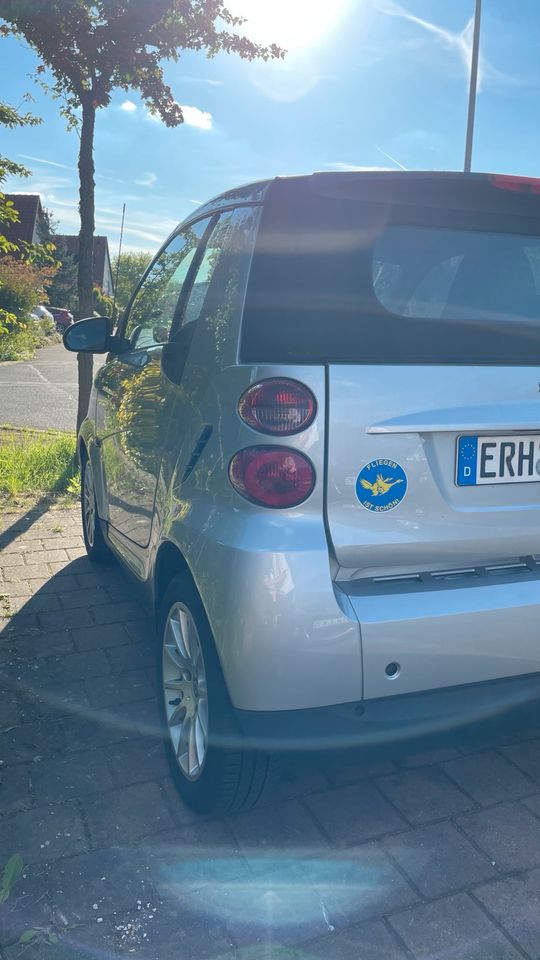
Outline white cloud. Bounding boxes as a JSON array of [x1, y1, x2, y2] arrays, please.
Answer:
[[146, 104, 213, 129], [180, 105, 213, 130], [120, 99, 137, 112], [18, 153, 124, 185], [322, 162, 392, 172], [376, 146, 408, 170], [134, 172, 157, 187], [5, 175, 73, 197], [374, 0, 512, 91], [19, 154, 76, 171], [183, 76, 223, 87]]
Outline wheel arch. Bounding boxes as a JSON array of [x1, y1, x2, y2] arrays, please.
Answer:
[[152, 540, 233, 692], [153, 540, 195, 611]]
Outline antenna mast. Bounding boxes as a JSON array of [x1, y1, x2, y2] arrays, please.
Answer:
[[112, 203, 126, 321]]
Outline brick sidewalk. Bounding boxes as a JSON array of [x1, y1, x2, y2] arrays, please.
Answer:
[[2, 505, 540, 958]]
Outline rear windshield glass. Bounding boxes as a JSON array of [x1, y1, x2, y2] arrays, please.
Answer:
[[374, 226, 540, 322], [241, 177, 540, 364]]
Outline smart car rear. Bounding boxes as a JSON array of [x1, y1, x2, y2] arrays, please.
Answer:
[[67, 171, 540, 813]]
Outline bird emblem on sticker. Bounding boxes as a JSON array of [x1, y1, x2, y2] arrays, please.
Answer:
[[356, 459, 407, 512]]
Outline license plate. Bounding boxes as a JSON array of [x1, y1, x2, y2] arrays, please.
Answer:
[[456, 434, 540, 486]]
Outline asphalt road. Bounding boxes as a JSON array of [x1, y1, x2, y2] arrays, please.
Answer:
[[0, 341, 103, 432]]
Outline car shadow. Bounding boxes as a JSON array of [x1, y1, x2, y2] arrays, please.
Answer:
[[0, 487, 75, 554], [2, 553, 540, 958]]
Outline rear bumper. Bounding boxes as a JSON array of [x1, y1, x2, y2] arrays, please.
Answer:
[[343, 568, 540, 700], [236, 671, 540, 752]]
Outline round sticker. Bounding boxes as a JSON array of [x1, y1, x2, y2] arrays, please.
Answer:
[[355, 458, 407, 512]]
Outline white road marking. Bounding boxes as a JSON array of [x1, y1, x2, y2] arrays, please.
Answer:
[[320, 900, 335, 932], [0, 381, 79, 386], [29, 363, 76, 401], [28, 364, 48, 383]]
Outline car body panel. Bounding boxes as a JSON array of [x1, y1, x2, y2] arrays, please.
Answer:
[[326, 365, 540, 577], [94, 346, 174, 546], [155, 362, 363, 711], [49, 307, 73, 332], [341, 570, 540, 699]]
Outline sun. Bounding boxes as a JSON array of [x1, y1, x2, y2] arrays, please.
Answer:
[[228, 0, 349, 52]]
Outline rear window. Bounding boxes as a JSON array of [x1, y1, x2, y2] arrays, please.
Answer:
[[241, 176, 540, 364], [373, 226, 540, 322]]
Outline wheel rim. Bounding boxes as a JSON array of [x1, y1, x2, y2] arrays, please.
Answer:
[[83, 460, 96, 548], [162, 602, 208, 781]]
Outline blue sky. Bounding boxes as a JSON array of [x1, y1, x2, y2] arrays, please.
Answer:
[[2, 0, 540, 254]]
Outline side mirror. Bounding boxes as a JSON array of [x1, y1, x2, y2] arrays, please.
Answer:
[[63, 316, 114, 354]]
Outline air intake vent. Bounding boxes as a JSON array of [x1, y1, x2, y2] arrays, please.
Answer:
[[180, 425, 213, 484], [485, 561, 529, 576]]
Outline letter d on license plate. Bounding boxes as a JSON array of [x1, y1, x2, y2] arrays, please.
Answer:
[[456, 434, 540, 486]]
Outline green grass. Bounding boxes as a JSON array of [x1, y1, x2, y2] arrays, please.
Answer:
[[0, 425, 79, 501]]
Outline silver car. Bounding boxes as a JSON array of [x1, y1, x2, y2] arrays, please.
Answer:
[[64, 171, 540, 813]]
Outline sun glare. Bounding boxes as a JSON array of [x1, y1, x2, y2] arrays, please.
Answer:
[[228, 0, 349, 52]]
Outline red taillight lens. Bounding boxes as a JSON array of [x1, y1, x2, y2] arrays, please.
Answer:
[[229, 446, 315, 508], [489, 174, 540, 195], [238, 379, 316, 436]]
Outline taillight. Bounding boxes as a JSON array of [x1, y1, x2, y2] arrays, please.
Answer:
[[238, 379, 316, 436], [229, 446, 315, 508], [489, 174, 540, 195]]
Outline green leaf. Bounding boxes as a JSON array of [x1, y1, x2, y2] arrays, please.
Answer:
[[18, 929, 40, 944], [48, 933, 59, 943], [0, 854, 24, 901]]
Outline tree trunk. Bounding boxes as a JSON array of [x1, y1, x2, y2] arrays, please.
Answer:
[[76, 92, 96, 435]]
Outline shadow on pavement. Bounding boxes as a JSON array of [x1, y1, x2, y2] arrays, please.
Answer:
[[2, 547, 540, 959], [0, 487, 75, 554]]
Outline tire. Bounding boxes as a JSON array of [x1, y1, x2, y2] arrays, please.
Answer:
[[81, 450, 111, 563], [158, 573, 273, 814]]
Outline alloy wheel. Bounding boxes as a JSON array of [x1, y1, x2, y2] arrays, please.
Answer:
[[83, 459, 96, 548], [162, 602, 209, 781]]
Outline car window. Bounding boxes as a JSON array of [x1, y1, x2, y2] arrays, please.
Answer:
[[373, 226, 540, 322], [373, 253, 463, 319], [124, 218, 210, 349], [181, 206, 261, 332], [242, 178, 540, 365]]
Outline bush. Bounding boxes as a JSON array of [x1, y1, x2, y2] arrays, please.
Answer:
[[0, 257, 52, 329], [93, 284, 115, 317], [0, 315, 59, 360], [34, 312, 55, 338], [0, 327, 37, 360], [0, 256, 59, 358]]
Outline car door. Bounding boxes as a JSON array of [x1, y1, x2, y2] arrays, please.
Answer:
[[94, 217, 213, 546]]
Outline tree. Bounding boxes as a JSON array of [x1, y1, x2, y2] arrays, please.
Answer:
[[0, 1, 283, 432], [112, 250, 152, 318]]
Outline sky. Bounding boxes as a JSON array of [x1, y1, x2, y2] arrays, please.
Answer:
[[2, 0, 540, 255]]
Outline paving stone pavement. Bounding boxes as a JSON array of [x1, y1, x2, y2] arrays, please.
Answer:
[[3, 505, 540, 958]]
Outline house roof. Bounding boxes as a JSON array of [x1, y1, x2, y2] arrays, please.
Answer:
[[56, 234, 113, 290], [3, 194, 45, 246]]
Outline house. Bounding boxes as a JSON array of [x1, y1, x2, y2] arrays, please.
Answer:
[[3, 193, 47, 247], [3, 193, 114, 296], [56, 235, 114, 296]]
